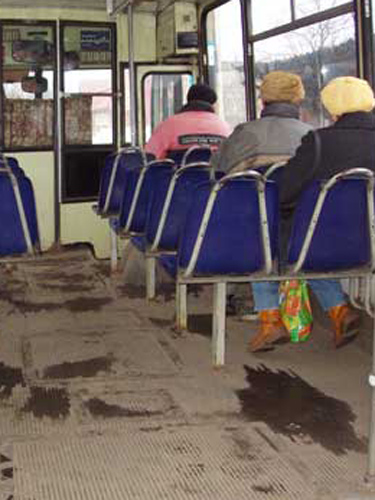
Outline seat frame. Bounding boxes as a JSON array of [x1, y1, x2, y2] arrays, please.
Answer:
[[175, 166, 375, 482], [144, 161, 214, 300], [0, 153, 38, 258]]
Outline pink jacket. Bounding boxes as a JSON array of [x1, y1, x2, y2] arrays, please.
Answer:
[[145, 111, 231, 159]]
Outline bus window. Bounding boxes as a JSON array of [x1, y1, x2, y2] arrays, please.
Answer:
[[1, 22, 55, 150], [253, 12, 356, 126], [251, 0, 291, 34], [295, 0, 349, 18], [61, 23, 116, 201], [63, 26, 114, 146], [142, 73, 192, 143], [205, 0, 246, 128], [122, 67, 131, 145]]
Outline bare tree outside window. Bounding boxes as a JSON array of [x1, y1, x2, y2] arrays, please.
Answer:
[[253, 0, 355, 126]]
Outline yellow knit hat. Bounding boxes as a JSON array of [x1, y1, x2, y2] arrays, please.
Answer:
[[321, 76, 375, 116], [260, 71, 305, 104]]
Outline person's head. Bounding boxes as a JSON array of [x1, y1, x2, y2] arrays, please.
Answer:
[[187, 83, 217, 105], [321, 76, 375, 120], [260, 71, 305, 106]]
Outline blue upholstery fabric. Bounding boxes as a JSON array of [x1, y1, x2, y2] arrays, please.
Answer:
[[131, 235, 147, 252], [0, 157, 25, 177], [178, 179, 279, 275], [166, 148, 212, 166], [145, 169, 176, 246], [146, 167, 213, 251], [97, 149, 147, 216], [119, 162, 175, 234], [0, 173, 39, 256], [159, 255, 177, 278], [288, 178, 371, 271]]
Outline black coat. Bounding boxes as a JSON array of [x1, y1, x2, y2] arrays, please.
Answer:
[[278, 111, 375, 258], [280, 111, 375, 211]]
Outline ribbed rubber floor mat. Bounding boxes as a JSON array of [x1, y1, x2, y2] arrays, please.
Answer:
[[0, 388, 185, 438], [12, 425, 363, 500]]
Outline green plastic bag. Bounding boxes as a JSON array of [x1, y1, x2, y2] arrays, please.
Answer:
[[279, 279, 313, 342]]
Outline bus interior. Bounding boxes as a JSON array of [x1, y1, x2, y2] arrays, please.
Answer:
[[0, 0, 375, 499]]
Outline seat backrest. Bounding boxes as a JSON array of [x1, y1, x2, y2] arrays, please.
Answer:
[[119, 160, 176, 234], [167, 146, 213, 167], [178, 175, 279, 276], [181, 146, 212, 167], [0, 155, 25, 177], [288, 175, 374, 271], [97, 147, 147, 216], [146, 165, 213, 252], [0, 172, 39, 256]]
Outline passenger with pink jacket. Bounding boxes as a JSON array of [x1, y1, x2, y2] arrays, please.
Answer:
[[145, 83, 231, 160]]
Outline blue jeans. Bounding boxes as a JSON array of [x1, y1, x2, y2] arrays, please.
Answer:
[[253, 279, 346, 311]]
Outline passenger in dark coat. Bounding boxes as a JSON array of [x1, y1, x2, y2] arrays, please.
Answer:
[[250, 76, 375, 353], [281, 111, 375, 211]]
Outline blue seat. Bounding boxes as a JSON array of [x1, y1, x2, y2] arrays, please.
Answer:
[[118, 160, 176, 236], [144, 163, 214, 298], [97, 147, 149, 217], [167, 146, 213, 167], [0, 155, 25, 177], [178, 172, 279, 276], [146, 164, 214, 252], [0, 172, 39, 256], [287, 175, 373, 272], [175, 168, 375, 367]]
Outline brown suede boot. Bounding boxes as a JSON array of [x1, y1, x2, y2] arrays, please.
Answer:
[[328, 304, 361, 348], [249, 309, 289, 352]]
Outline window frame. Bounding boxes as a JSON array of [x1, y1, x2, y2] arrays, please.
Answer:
[[141, 70, 193, 144], [0, 19, 57, 152], [201, 0, 251, 120], [247, 2, 355, 119], [60, 20, 117, 150], [60, 20, 117, 203]]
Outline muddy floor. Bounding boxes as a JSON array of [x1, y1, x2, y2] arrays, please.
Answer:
[[0, 247, 374, 500]]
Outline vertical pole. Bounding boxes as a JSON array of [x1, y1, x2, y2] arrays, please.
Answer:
[[176, 282, 188, 332], [355, 0, 374, 87], [55, 19, 62, 245], [146, 256, 156, 300], [212, 282, 226, 367], [365, 315, 375, 484], [110, 219, 118, 273], [127, 1, 138, 146]]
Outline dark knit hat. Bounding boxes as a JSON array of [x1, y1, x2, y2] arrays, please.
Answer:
[[187, 83, 217, 104]]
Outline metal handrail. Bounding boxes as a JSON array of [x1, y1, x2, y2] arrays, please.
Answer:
[[181, 145, 212, 167], [0, 153, 34, 255], [292, 168, 375, 273], [149, 163, 213, 252], [122, 160, 176, 234], [183, 170, 273, 278], [102, 146, 148, 215]]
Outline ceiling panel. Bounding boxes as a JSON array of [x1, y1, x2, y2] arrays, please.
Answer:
[[0, 0, 108, 10]]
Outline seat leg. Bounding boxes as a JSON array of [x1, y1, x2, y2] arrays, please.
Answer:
[[366, 314, 375, 485], [109, 219, 118, 274], [146, 256, 156, 300], [118, 237, 131, 272], [212, 282, 226, 367], [176, 282, 188, 332]]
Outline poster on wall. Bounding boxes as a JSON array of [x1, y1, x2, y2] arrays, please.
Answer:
[[80, 30, 110, 51]]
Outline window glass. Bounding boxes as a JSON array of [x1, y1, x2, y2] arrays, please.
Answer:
[[123, 67, 131, 144], [250, 0, 291, 34], [295, 0, 350, 18], [2, 24, 55, 149], [143, 73, 192, 142], [206, 0, 246, 127], [253, 13, 355, 126], [63, 25, 113, 145]]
